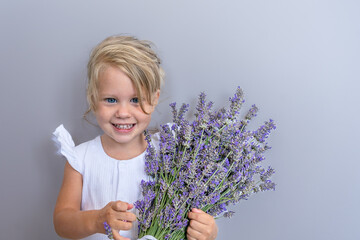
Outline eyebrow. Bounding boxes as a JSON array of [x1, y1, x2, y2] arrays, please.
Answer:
[[98, 92, 138, 98]]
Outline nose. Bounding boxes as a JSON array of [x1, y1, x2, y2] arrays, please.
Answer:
[[115, 103, 131, 118]]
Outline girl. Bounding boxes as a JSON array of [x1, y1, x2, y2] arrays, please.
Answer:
[[53, 35, 218, 240]]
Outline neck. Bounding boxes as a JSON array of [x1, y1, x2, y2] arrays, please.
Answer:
[[100, 134, 147, 160]]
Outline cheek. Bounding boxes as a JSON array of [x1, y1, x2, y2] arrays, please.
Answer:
[[138, 112, 152, 124], [94, 112, 103, 124], [94, 108, 108, 122], [144, 104, 155, 114]]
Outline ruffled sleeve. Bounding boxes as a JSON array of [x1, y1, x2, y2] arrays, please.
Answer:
[[52, 124, 82, 174]]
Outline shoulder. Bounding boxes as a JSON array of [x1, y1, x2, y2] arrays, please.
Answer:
[[72, 136, 103, 168], [73, 136, 99, 157], [53, 124, 101, 174]]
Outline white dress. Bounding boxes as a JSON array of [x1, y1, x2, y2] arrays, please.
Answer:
[[53, 124, 157, 240]]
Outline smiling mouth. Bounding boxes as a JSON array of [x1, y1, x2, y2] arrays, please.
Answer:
[[112, 124, 135, 130]]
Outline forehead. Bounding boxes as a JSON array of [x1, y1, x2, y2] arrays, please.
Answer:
[[97, 66, 137, 94]]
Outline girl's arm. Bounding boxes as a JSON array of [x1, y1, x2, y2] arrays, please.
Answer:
[[53, 161, 103, 239], [54, 162, 136, 240]]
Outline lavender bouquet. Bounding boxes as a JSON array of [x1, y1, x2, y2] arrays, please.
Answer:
[[135, 87, 276, 240]]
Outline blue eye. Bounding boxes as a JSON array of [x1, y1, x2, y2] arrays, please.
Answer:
[[130, 97, 139, 103], [105, 98, 117, 103]]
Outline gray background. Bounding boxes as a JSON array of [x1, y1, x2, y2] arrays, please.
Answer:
[[1, 0, 359, 239]]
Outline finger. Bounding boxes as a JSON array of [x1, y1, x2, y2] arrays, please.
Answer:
[[112, 219, 133, 231], [188, 209, 213, 225], [112, 201, 131, 212], [187, 224, 202, 239], [191, 208, 204, 213], [127, 203, 134, 210], [186, 234, 197, 240], [189, 216, 217, 239], [114, 211, 137, 222], [188, 218, 208, 234]]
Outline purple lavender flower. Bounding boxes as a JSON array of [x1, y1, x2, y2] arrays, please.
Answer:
[[254, 119, 276, 143], [223, 211, 235, 218], [260, 167, 276, 181], [245, 104, 259, 121], [260, 180, 276, 191], [228, 86, 245, 119], [135, 87, 276, 240], [144, 143, 158, 177]]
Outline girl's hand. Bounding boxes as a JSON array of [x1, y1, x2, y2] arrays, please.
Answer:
[[187, 208, 218, 240], [99, 201, 137, 240]]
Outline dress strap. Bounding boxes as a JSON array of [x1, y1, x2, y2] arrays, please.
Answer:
[[52, 124, 79, 171]]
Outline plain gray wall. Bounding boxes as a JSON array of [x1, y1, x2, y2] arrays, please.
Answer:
[[1, 0, 359, 239]]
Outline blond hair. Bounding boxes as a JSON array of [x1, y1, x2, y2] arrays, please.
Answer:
[[86, 35, 164, 115]]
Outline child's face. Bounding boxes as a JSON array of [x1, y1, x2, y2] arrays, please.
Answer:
[[94, 65, 159, 156]]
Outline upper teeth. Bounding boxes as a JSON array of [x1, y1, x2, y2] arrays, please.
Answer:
[[114, 124, 133, 129]]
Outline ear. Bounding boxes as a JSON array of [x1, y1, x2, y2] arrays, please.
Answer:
[[152, 89, 160, 106]]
